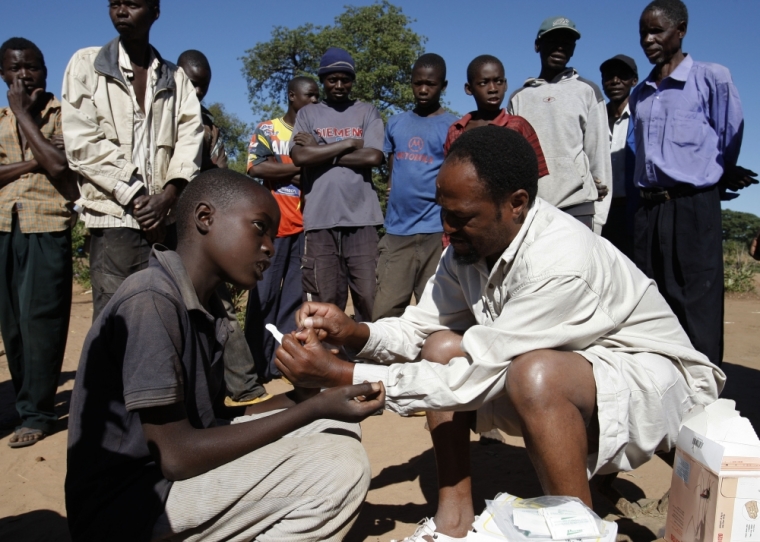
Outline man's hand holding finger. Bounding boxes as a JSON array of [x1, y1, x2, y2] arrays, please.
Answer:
[[275, 328, 354, 388], [294, 302, 357, 344]]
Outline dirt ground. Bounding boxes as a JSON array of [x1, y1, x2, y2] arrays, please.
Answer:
[[0, 283, 759, 542]]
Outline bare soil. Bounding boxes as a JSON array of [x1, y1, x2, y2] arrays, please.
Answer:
[[0, 283, 758, 542]]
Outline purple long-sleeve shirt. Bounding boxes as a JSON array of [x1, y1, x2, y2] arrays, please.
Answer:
[[629, 54, 743, 189]]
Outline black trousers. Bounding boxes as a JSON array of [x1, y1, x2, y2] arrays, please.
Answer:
[[633, 185, 724, 366], [301, 226, 379, 323], [89, 227, 152, 322], [0, 216, 72, 432]]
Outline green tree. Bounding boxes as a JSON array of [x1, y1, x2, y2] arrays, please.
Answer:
[[240, 2, 427, 208], [722, 209, 760, 246], [240, 1, 425, 122], [206, 102, 252, 174]]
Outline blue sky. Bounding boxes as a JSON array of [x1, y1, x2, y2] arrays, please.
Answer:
[[3, 0, 759, 213]]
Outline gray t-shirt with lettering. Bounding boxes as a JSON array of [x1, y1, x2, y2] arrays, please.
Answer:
[[291, 100, 384, 231]]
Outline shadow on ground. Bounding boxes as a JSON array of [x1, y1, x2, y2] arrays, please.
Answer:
[[347, 439, 543, 541], [0, 509, 71, 542]]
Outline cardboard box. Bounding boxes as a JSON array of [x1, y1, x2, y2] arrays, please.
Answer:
[[665, 400, 760, 542]]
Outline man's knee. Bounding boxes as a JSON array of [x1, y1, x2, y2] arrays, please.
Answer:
[[506, 350, 596, 422], [507, 350, 564, 411], [420, 330, 465, 365]]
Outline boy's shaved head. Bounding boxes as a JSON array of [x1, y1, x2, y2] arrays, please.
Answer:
[[288, 75, 317, 93], [176, 169, 273, 242], [467, 54, 504, 83], [177, 49, 211, 72], [414, 53, 447, 80]]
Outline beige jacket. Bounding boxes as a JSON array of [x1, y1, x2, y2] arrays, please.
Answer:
[[61, 38, 202, 218]]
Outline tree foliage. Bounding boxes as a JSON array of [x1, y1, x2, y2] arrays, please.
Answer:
[[240, 1, 426, 122], [722, 209, 760, 246], [206, 102, 252, 174]]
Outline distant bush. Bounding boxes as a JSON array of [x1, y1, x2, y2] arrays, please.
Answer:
[[723, 240, 759, 293], [71, 220, 91, 289]]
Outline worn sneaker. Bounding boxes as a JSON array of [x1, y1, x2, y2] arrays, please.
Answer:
[[390, 517, 469, 542]]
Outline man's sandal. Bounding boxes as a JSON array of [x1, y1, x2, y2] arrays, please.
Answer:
[[8, 427, 47, 448], [391, 517, 470, 542]]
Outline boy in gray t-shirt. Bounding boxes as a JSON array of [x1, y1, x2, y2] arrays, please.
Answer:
[[291, 47, 384, 322]]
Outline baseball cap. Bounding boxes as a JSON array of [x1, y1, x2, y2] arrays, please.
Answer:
[[599, 54, 638, 77], [537, 16, 581, 40]]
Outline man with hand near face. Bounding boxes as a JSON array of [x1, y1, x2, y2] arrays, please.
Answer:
[[0, 38, 77, 448], [62, 0, 203, 320], [630, 0, 755, 367], [276, 127, 723, 541], [509, 16, 612, 230], [290, 47, 384, 323], [598, 54, 638, 254]]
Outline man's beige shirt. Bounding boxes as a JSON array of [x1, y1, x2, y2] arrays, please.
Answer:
[[354, 198, 724, 414]]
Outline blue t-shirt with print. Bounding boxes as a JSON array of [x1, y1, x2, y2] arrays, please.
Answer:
[[384, 110, 457, 235]]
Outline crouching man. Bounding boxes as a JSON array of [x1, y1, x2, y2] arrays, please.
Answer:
[[275, 126, 725, 542], [65, 169, 384, 542]]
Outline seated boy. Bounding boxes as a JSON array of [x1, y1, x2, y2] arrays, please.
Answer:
[[65, 168, 384, 542], [275, 127, 725, 542]]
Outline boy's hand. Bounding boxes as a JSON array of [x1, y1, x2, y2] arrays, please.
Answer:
[[295, 302, 358, 345], [275, 328, 354, 388], [594, 179, 609, 201], [310, 382, 385, 423], [751, 230, 760, 261]]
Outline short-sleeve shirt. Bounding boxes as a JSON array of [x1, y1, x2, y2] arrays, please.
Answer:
[[248, 118, 302, 237], [443, 109, 550, 178], [0, 94, 77, 233], [383, 110, 457, 235], [66, 248, 232, 541], [290, 100, 384, 231]]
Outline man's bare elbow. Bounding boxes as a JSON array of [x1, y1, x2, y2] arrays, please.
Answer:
[[48, 163, 69, 180], [368, 150, 384, 167], [290, 150, 305, 167]]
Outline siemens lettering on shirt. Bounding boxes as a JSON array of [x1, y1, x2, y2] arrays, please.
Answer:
[[315, 127, 364, 139]]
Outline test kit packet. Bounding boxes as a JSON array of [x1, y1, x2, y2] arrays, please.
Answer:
[[665, 399, 760, 542]]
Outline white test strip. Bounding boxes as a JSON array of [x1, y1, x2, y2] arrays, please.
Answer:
[[265, 323, 284, 344]]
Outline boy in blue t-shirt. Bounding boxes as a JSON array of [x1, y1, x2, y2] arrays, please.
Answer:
[[372, 54, 457, 320]]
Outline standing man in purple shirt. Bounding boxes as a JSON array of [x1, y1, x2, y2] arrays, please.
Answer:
[[630, 0, 755, 366]]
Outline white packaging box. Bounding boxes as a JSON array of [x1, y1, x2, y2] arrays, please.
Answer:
[[665, 399, 760, 542]]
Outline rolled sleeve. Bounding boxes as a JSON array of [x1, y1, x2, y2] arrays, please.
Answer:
[[112, 178, 144, 206], [118, 292, 185, 411]]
